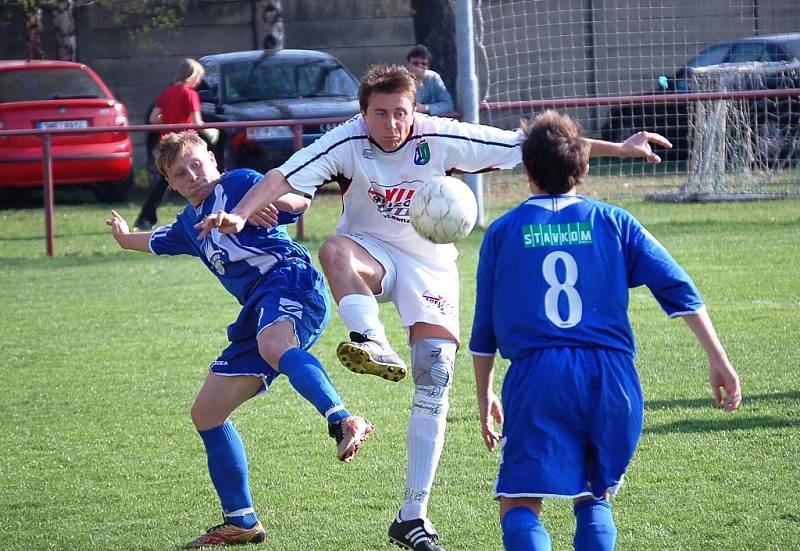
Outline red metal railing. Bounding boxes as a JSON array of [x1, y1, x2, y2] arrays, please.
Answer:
[[0, 116, 351, 256]]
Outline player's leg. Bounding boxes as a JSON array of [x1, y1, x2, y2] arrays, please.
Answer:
[[320, 234, 407, 380], [500, 497, 551, 551], [572, 495, 616, 551], [185, 373, 266, 548], [258, 319, 372, 462], [576, 348, 643, 551], [389, 323, 455, 551], [255, 257, 373, 462]]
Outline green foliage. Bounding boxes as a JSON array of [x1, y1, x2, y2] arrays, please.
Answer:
[[0, 189, 798, 550], [100, 0, 188, 33]]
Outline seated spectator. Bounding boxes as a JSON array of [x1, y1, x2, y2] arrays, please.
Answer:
[[405, 44, 455, 116]]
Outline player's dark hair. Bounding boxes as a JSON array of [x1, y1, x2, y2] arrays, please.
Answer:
[[155, 131, 207, 177], [406, 44, 432, 62], [520, 110, 590, 195], [358, 64, 417, 111]]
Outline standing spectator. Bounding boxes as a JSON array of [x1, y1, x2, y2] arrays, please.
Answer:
[[194, 66, 672, 551], [134, 58, 218, 230], [405, 44, 454, 116], [470, 110, 741, 551]]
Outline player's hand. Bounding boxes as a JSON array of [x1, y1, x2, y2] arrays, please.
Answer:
[[622, 131, 672, 164], [105, 209, 130, 239], [248, 204, 279, 228], [195, 211, 246, 240], [479, 391, 504, 452], [709, 357, 742, 412]]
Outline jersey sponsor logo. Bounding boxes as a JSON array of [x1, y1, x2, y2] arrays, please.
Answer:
[[278, 297, 304, 319], [368, 184, 418, 222], [414, 141, 431, 165], [522, 222, 592, 248], [421, 291, 457, 319], [362, 148, 374, 159]]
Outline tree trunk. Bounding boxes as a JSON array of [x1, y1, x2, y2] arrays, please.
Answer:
[[410, 0, 457, 97], [261, 0, 284, 50], [53, 0, 76, 61], [21, 0, 44, 60]]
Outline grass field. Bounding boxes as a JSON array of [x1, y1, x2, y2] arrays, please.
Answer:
[[1, 184, 799, 550]]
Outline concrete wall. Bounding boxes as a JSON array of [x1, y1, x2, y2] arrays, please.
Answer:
[[0, 0, 416, 168]]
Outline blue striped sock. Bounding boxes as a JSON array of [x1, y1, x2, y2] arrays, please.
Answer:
[[278, 348, 350, 423], [573, 499, 616, 551], [198, 421, 258, 529], [501, 506, 551, 551]]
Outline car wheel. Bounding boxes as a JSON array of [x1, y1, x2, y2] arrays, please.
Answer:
[[94, 171, 133, 203]]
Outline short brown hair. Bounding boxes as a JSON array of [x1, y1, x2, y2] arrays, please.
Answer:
[[155, 131, 207, 177], [358, 64, 417, 111], [520, 110, 590, 195]]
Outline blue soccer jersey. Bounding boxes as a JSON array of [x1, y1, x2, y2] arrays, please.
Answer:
[[149, 168, 310, 305], [469, 194, 704, 360]]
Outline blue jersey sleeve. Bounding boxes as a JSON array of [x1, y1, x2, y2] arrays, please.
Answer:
[[469, 224, 499, 355], [149, 207, 198, 257], [623, 213, 704, 316]]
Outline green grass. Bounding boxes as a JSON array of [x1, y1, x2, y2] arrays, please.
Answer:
[[1, 186, 799, 550]]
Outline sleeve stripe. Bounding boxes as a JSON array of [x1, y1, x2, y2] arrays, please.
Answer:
[[284, 134, 369, 179], [418, 132, 520, 149]]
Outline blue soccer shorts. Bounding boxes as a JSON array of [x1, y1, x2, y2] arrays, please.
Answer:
[[495, 346, 644, 500], [209, 257, 331, 394]]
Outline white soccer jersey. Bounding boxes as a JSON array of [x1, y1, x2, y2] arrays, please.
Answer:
[[278, 114, 522, 262]]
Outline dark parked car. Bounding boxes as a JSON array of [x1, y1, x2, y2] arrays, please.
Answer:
[[602, 33, 800, 162], [197, 49, 360, 172], [0, 60, 133, 202]]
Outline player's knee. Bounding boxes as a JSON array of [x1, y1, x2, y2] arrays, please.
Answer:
[[317, 236, 352, 273], [190, 399, 216, 431], [410, 338, 456, 418], [411, 337, 456, 387]]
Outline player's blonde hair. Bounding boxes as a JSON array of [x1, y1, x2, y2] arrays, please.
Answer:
[[358, 64, 417, 111], [155, 131, 207, 177], [521, 110, 590, 195]]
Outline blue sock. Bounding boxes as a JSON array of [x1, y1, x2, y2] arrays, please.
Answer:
[[573, 499, 617, 551], [501, 506, 551, 551], [278, 348, 350, 423], [198, 421, 258, 529]]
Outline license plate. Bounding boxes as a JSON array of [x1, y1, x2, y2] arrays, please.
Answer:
[[38, 120, 89, 129]]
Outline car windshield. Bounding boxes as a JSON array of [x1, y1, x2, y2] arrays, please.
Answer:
[[0, 67, 107, 103], [220, 57, 358, 104]]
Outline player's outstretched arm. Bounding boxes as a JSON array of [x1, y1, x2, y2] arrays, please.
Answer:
[[681, 307, 742, 412], [473, 354, 504, 452], [195, 168, 294, 239], [106, 210, 152, 252], [585, 131, 672, 163]]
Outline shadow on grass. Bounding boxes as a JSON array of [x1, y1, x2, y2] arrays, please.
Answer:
[[644, 414, 797, 434], [644, 390, 800, 434], [646, 390, 800, 411]]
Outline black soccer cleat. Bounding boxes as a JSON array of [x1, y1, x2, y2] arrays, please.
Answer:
[[388, 517, 445, 551]]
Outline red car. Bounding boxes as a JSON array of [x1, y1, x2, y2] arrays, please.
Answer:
[[0, 60, 133, 202]]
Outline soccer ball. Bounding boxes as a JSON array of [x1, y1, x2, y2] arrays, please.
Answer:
[[410, 176, 478, 244]]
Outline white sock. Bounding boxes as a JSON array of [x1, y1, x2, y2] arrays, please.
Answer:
[[337, 294, 389, 344], [400, 386, 449, 521]]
